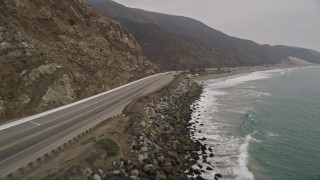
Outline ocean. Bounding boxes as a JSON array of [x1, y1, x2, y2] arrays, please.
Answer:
[[190, 66, 320, 180]]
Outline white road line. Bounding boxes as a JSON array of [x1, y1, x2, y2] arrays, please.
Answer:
[[29, 121, 40, 126], [0, 73, 165, 131], [0, 76, 167, 165]]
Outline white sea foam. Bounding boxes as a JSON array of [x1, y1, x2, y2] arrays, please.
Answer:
[[190, 67, 319, 179], [234, 135, 255, 180], [207, 71, 272, 90], [244, 90, 271, 98], [227, 107, 253, 114], [266, 131, 279, 137], [189, 70, 279, 179], [190, 98, 241, 179]]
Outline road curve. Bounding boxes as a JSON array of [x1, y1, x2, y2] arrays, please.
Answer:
[[0, 73, 175, 177]]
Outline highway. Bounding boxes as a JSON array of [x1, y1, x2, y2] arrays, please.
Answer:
[[0, 73, 174, 177]]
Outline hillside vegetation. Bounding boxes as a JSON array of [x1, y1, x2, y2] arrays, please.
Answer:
[[0, 0, 158, 121], [86, 0, 320, 70]]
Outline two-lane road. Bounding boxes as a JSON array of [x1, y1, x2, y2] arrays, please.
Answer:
[[0, 73, 175, 177]]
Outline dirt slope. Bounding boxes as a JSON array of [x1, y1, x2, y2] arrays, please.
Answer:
[[0, 0, 159, 121]]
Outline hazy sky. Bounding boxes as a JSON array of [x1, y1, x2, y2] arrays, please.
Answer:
[[113, 0, 320, 52]]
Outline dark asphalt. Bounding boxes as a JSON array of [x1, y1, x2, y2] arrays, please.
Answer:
[[0, 73, 174, 177]]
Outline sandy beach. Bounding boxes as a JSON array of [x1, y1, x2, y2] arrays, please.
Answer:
[[192, 64, 316, 82]]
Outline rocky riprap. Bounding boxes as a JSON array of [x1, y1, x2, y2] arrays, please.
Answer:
[[82, 77, 221, 180]]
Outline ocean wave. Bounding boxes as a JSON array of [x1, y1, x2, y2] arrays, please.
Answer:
[[234, 135, 255, 180], [244, 90, 271, 98], [227, 107, 254, 114], [266, 131, 279, 137], [189, 71, 279, 179], [206, 71, 277, 91], [190, 97, 243, 179]]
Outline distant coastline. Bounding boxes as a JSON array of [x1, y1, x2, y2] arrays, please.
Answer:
[[192, 63, 317, 82]]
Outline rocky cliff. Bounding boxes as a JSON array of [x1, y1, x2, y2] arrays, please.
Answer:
[[0, 0, 159, 121], [85, 0, 320, 70]]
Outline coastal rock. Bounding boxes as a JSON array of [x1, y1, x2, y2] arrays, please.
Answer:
[[146, 107, 157, 119], [141, 146, 148, 152], [155, 170, 167, 180], [117, 78, 205, 179], [194, 168, 201, 175], [93, 174, 102, 180], [130, 169, 139, 176], [157, 155, 166, 164], [215, 173, 222, 178], [130, 176, 139, 180], [206, 166, 213, 171], [196, 175, 205, 180], [141, 121, 146, 128], [138, 155, 144, 162], [201, 145, 207, 151], [143, 164, 155, 175], [83, 168, 93, 175]]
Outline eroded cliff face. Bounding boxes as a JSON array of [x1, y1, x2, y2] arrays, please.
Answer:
[[0, 0, 159, 121]]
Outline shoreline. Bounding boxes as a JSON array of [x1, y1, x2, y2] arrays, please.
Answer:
[[14, 64, 318, 179], [20, 76, 207, 180], [188, 64, 318, 179], [192, 64, 317, 82]]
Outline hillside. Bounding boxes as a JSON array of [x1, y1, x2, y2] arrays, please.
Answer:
[[0, 0, 158, 121], [280, 56, 316, 66], [85, 0, 320, 70]]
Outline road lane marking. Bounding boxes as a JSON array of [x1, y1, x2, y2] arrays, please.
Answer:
[[0, 111, 99, 164], [29, 121, 40, 126], [0, 73, 166, 131], [0, 75, 164, 150], [0, 76, 175, 179], [0, 75, 167, 153], [0, 75, 170, 165]]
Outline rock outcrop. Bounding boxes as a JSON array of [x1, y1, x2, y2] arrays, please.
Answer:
[[0, 0, 158, 121]]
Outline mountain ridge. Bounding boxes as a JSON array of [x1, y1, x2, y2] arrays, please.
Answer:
[[85, 0, 320, 70]]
